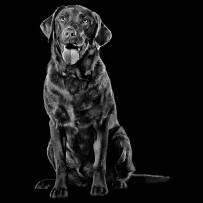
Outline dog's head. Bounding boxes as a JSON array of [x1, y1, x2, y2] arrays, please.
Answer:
[[40, 5, 112, 65]]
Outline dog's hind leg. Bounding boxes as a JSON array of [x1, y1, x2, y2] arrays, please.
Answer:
[[108, 126, 170, 187], [107, 125, 136, 189]]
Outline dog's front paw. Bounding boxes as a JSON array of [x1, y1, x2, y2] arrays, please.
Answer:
[[90, 184, 108, 196], [50, 187, 68, 198], [112, 179, 128, 189]]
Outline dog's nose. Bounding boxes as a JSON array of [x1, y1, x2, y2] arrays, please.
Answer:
[[64, 29, 76, 38]]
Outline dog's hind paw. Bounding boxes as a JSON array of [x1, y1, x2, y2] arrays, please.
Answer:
[[50, 187, 68, 198], [112, 179, 128, 189], [35, 179, 55, 189]]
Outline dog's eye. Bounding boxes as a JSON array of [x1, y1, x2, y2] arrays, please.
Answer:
[[60, 16, 66, 22], [82, 18, 89, 25]]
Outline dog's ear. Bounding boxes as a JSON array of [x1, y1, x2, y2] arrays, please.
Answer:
[[93, 12, 112, 49], [40, 6, 65, 41]]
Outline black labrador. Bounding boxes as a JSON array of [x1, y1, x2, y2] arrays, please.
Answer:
[[35, 5, 169, 198]]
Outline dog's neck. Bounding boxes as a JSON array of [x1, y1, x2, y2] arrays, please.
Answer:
[[51, 41, 100, 78]]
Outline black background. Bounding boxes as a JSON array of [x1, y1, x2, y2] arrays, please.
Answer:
[[4, 0, 182, 201]]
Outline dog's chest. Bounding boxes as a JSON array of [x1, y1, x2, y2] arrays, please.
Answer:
[[48, 68, 100, 101], [64, 75, 88, 95], [46, 65, 109, 127]]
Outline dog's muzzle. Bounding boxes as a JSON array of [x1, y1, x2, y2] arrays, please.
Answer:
[[60, 27, 88, 65]]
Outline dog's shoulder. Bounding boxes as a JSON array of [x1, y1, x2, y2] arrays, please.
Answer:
[[46, 61, 65, 90], [87, 58, 106, 88], [72, 59, 115, 116], [78, 58, 112, 100], [44, 61, 73, 104]]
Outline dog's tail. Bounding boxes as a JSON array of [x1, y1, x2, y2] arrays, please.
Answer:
[[128, 173, 170, 184]]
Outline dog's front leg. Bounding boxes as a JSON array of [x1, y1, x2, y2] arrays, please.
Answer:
[[91, 119, 109, 196], [49, 120, 68, 198]]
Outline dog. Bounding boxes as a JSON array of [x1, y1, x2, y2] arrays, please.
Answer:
[[35, 5, 169, 198]]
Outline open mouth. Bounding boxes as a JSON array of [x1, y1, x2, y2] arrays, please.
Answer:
[[62, 43, 81, 65], [65, 43, 81, 51], [62, 42, 89, 65]]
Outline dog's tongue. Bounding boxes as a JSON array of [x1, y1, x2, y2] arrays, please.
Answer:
[[62, 48, 79, 65]]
